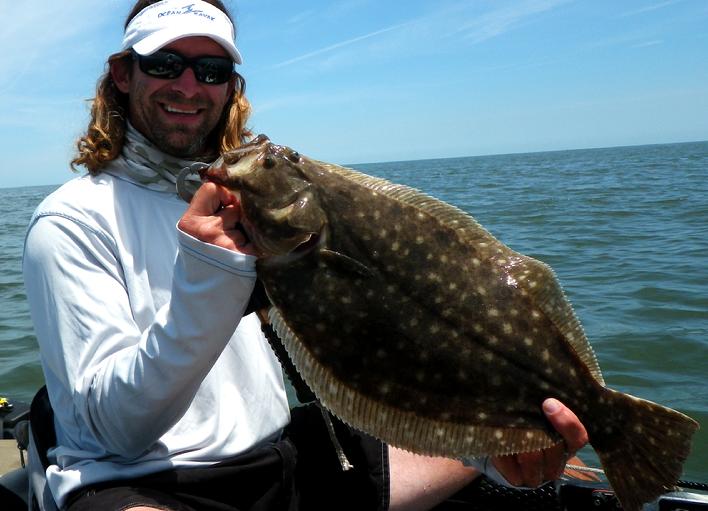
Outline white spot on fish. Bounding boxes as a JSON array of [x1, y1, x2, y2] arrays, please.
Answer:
[[503, 323, 513, 334], [416, 236, 425, 245]]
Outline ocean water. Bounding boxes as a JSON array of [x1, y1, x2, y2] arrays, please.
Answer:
[[1, 141, 707, 482]]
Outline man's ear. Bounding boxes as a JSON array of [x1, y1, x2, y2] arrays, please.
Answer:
[[110, 57, 132, 94]]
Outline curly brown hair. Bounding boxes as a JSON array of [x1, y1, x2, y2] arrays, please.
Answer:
[[71, 0, 252, 174]]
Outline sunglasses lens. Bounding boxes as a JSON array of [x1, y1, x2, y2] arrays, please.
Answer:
[[139, 51, 184, 79], [136, 51, 233, 85], [194, 57, 233, 84]]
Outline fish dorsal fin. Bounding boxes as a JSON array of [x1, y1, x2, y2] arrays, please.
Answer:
[[314, 161, 498, 244], [268, 306, 559, 458], [507, 255, 605, 385], [315, 160, 605, 386]]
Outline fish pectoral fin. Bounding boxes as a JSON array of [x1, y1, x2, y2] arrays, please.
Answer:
[[320, 249, 374, 278]]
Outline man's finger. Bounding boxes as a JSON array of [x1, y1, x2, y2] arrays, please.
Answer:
[[542, 398, 589, 454], [188, 182, 223, 216]]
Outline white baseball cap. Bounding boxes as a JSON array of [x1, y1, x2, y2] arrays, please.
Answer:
[[122, 0, 242, 64]]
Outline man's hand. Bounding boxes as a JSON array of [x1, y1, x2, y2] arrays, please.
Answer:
[[491, 398, 589, 487], [177, 182, 256, 254]]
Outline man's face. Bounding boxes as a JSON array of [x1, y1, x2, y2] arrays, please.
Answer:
[[114, 36, 235, 158]]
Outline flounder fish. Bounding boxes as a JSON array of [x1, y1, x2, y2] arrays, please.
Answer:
[[201, 135, 698, 511]]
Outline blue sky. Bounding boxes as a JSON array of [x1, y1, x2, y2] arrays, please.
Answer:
[[1, 0, 707, 188]]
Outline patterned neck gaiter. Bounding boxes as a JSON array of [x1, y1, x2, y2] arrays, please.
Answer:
[[107, 122, 215, 198]]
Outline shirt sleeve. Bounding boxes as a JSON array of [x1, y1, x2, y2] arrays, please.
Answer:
[[23, 213, 258, 458]]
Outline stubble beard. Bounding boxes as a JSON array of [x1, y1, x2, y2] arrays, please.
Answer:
[[148, 122, 209, 159], [130, 89, 221, 159]]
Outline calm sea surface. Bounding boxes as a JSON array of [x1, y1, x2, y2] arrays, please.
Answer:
[[1, 141, 707, 481]]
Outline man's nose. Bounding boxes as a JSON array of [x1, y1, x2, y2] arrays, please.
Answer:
[[170, 67, 201, 97]]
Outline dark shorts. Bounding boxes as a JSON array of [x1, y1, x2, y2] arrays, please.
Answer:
[[64, 403, 389, 511]]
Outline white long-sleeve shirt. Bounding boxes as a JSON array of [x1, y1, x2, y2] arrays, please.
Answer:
[[22, 169, 290, 508]]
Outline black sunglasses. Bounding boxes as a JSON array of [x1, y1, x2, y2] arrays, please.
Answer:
[[133, 50, 234, 85]]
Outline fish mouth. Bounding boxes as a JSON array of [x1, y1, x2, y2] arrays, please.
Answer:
[[199, 134, 272, 184]]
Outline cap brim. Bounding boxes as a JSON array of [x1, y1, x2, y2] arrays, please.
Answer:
[[132, 29, 242, 64]]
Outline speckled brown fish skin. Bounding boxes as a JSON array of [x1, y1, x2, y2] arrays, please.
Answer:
[[203, 136, 699, 511]]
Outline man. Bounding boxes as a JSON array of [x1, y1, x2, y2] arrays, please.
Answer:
[[23, 1, 588, 510]]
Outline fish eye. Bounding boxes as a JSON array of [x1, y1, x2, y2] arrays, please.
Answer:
[[263, 155, 276, 169]]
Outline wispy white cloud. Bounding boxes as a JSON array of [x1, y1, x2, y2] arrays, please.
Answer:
[[286, 9, 316, 25], [617, 0, 682, 18], [0, 2, 117, 93], [266, 0, 569, 71], [269, 22, 414, 69], [631, 40, 664, 48], [452, 0, 570, 44]]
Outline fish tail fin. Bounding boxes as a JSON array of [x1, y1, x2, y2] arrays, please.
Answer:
[[593, 389, 699, 511]]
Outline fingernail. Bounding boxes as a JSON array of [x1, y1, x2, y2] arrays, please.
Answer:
[[543, 398, 561, 414]]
